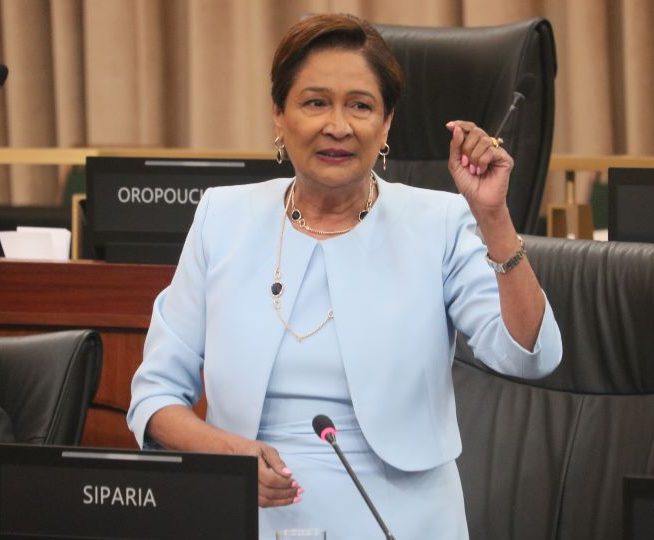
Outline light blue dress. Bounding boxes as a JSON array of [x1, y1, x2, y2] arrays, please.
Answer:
[[257, 225, 469, 540], [127, 179, 561, 539], [128, 179, 562, 474]]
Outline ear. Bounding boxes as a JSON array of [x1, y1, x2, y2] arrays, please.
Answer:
[[380, 110, 394, 145], [272, 103, 284, 135]]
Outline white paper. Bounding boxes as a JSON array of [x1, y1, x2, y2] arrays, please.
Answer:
[[0, 227, 71, 260]]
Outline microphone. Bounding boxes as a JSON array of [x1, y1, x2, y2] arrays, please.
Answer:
[[0, 65, 7, 88], [312, 414, 396, 540], [493, 74, 535, 140]]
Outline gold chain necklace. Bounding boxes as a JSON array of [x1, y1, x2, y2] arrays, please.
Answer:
[[289, 173, 376, 235], [271, 179, 333, 342]]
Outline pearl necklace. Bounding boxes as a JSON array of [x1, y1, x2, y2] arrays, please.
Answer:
[[270, 175, 375, 341]]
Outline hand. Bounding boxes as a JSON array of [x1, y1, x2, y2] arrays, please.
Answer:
[[146, 406, 303, 508], [446, 120, 514, 219], [230, 437, 302, 508]]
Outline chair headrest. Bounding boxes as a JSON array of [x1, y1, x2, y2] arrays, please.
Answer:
[[378, 18, 556, 160]]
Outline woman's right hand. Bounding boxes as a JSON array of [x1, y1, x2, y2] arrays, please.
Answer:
[[146, 405, 302, 508], [229, 437, 303, 508]]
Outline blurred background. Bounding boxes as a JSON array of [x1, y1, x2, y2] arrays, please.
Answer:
[[0, 0, 652, 218]]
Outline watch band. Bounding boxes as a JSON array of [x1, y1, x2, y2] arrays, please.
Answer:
[[485, 235, 526, 274]]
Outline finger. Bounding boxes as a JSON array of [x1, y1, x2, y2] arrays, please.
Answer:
[[461, 126, 487, 163], [446, 120, 478, 134], [259, 481, 300, 504], [258, 458, 302, 508], [475, 146, 496, 176], [259, 491, 300, 508], [448, 125, 465, 166], [260, 445, 292, 478], [258, 456, 295, 489], [469, 136, 495, 166]]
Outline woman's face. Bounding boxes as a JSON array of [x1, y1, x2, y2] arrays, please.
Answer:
[[273, 48, 392, 191]]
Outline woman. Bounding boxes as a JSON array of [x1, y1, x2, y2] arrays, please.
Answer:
[[128, 13, 561, 539]]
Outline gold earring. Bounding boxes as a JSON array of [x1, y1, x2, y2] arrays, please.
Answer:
[[379, 143, 390, 171], [274, 136, 285, 164]]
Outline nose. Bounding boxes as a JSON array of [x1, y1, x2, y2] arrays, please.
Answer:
[[322, 106, 353, 138]]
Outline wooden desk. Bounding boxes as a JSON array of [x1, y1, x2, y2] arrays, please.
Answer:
[[0, 259, 175, 448], [547, 154, 654, 239]]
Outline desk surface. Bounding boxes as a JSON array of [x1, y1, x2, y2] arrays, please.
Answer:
[[0, 259, 174, 328]]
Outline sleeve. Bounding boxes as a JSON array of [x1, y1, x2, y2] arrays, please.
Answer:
[[127, 190, 212, 448], [441, 195, 562, 379]]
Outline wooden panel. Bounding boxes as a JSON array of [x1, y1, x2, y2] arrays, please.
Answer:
[[0, 260, 174, 328], [0, 147, 270, 165], [83, 408, 138, 449], [549, 153, 654, 172], [95, 330, 149, 410], [0, 259, 176, 448]]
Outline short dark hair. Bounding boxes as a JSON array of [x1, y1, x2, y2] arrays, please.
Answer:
[[271, 13, 403, 118]]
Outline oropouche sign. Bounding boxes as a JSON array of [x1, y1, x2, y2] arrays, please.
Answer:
[[86, 157, 294, 264]]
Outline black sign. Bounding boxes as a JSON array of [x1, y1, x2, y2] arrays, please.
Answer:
[[0, 445, 258, 540], [85, 156, 294, 264]]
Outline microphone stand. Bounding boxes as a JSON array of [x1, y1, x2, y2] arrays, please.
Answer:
[[327, 438, 396, 540]]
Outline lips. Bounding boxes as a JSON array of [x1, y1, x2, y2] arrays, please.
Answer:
[[316, 148, 354, 158]]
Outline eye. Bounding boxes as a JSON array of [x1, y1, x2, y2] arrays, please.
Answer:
[[303, 98, 327, 109], [352, 101, 372, 111]]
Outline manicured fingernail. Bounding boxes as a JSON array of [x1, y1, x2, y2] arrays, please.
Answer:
[[476, 166, 482, 175], [445, 121, 455, 128], [292, 480, 299, 488], [282, 467, 292, 475], [461, 155, 469, 167], [297, 487, 305, 495], [469, 164, 476, 174], [293, 496, 302, 504]]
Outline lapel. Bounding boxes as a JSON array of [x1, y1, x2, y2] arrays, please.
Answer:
[[221, 179, 318, 436], [319, 179, 407, 403]]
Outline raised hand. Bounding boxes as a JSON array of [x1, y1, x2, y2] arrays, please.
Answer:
[[446, 120, 514, 220]]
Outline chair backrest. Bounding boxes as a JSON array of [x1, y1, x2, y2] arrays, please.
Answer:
[[377, 18, 557, 233], [0, 330, 102, 445], [454, 236, 654, 540]]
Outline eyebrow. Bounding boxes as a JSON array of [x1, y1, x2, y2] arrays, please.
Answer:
[[299, 86, 377, 100]]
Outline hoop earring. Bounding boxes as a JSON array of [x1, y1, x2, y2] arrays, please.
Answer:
[[274, 136, 285, 164], [379, 143, 390, 171]]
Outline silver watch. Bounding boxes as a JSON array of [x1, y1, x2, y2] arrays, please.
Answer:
[[485, 236, 526, 274]]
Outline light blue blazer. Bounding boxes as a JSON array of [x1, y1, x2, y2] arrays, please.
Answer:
[[128, 177, 562, 471]]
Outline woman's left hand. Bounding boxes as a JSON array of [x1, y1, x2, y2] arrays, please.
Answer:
[[446, 120, 514, 219]]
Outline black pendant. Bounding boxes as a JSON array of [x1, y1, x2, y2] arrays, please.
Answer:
[[291, 209, 301, 221], [359, 210, 368, 221], [271, 282, 284, 297]]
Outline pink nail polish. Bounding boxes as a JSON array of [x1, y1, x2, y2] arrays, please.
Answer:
[[293, 496, 302, 504], [469, 164, 476, 174], [291, 480, 299, 488], [461, 155, 469, 167], [476, 166, 482, 175], [282, 467, 292, 475], [297, 487, 305, 495]]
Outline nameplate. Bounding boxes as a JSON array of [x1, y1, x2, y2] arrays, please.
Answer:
[[0, 445, 258, 539]]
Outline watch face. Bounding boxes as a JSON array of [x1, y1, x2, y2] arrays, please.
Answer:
[[485, 236, 525, 274]]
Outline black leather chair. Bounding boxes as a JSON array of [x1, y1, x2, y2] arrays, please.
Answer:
[[377, 18, 557, 234], [0, 330, 102, 445], [454, 237, 654, 540]]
